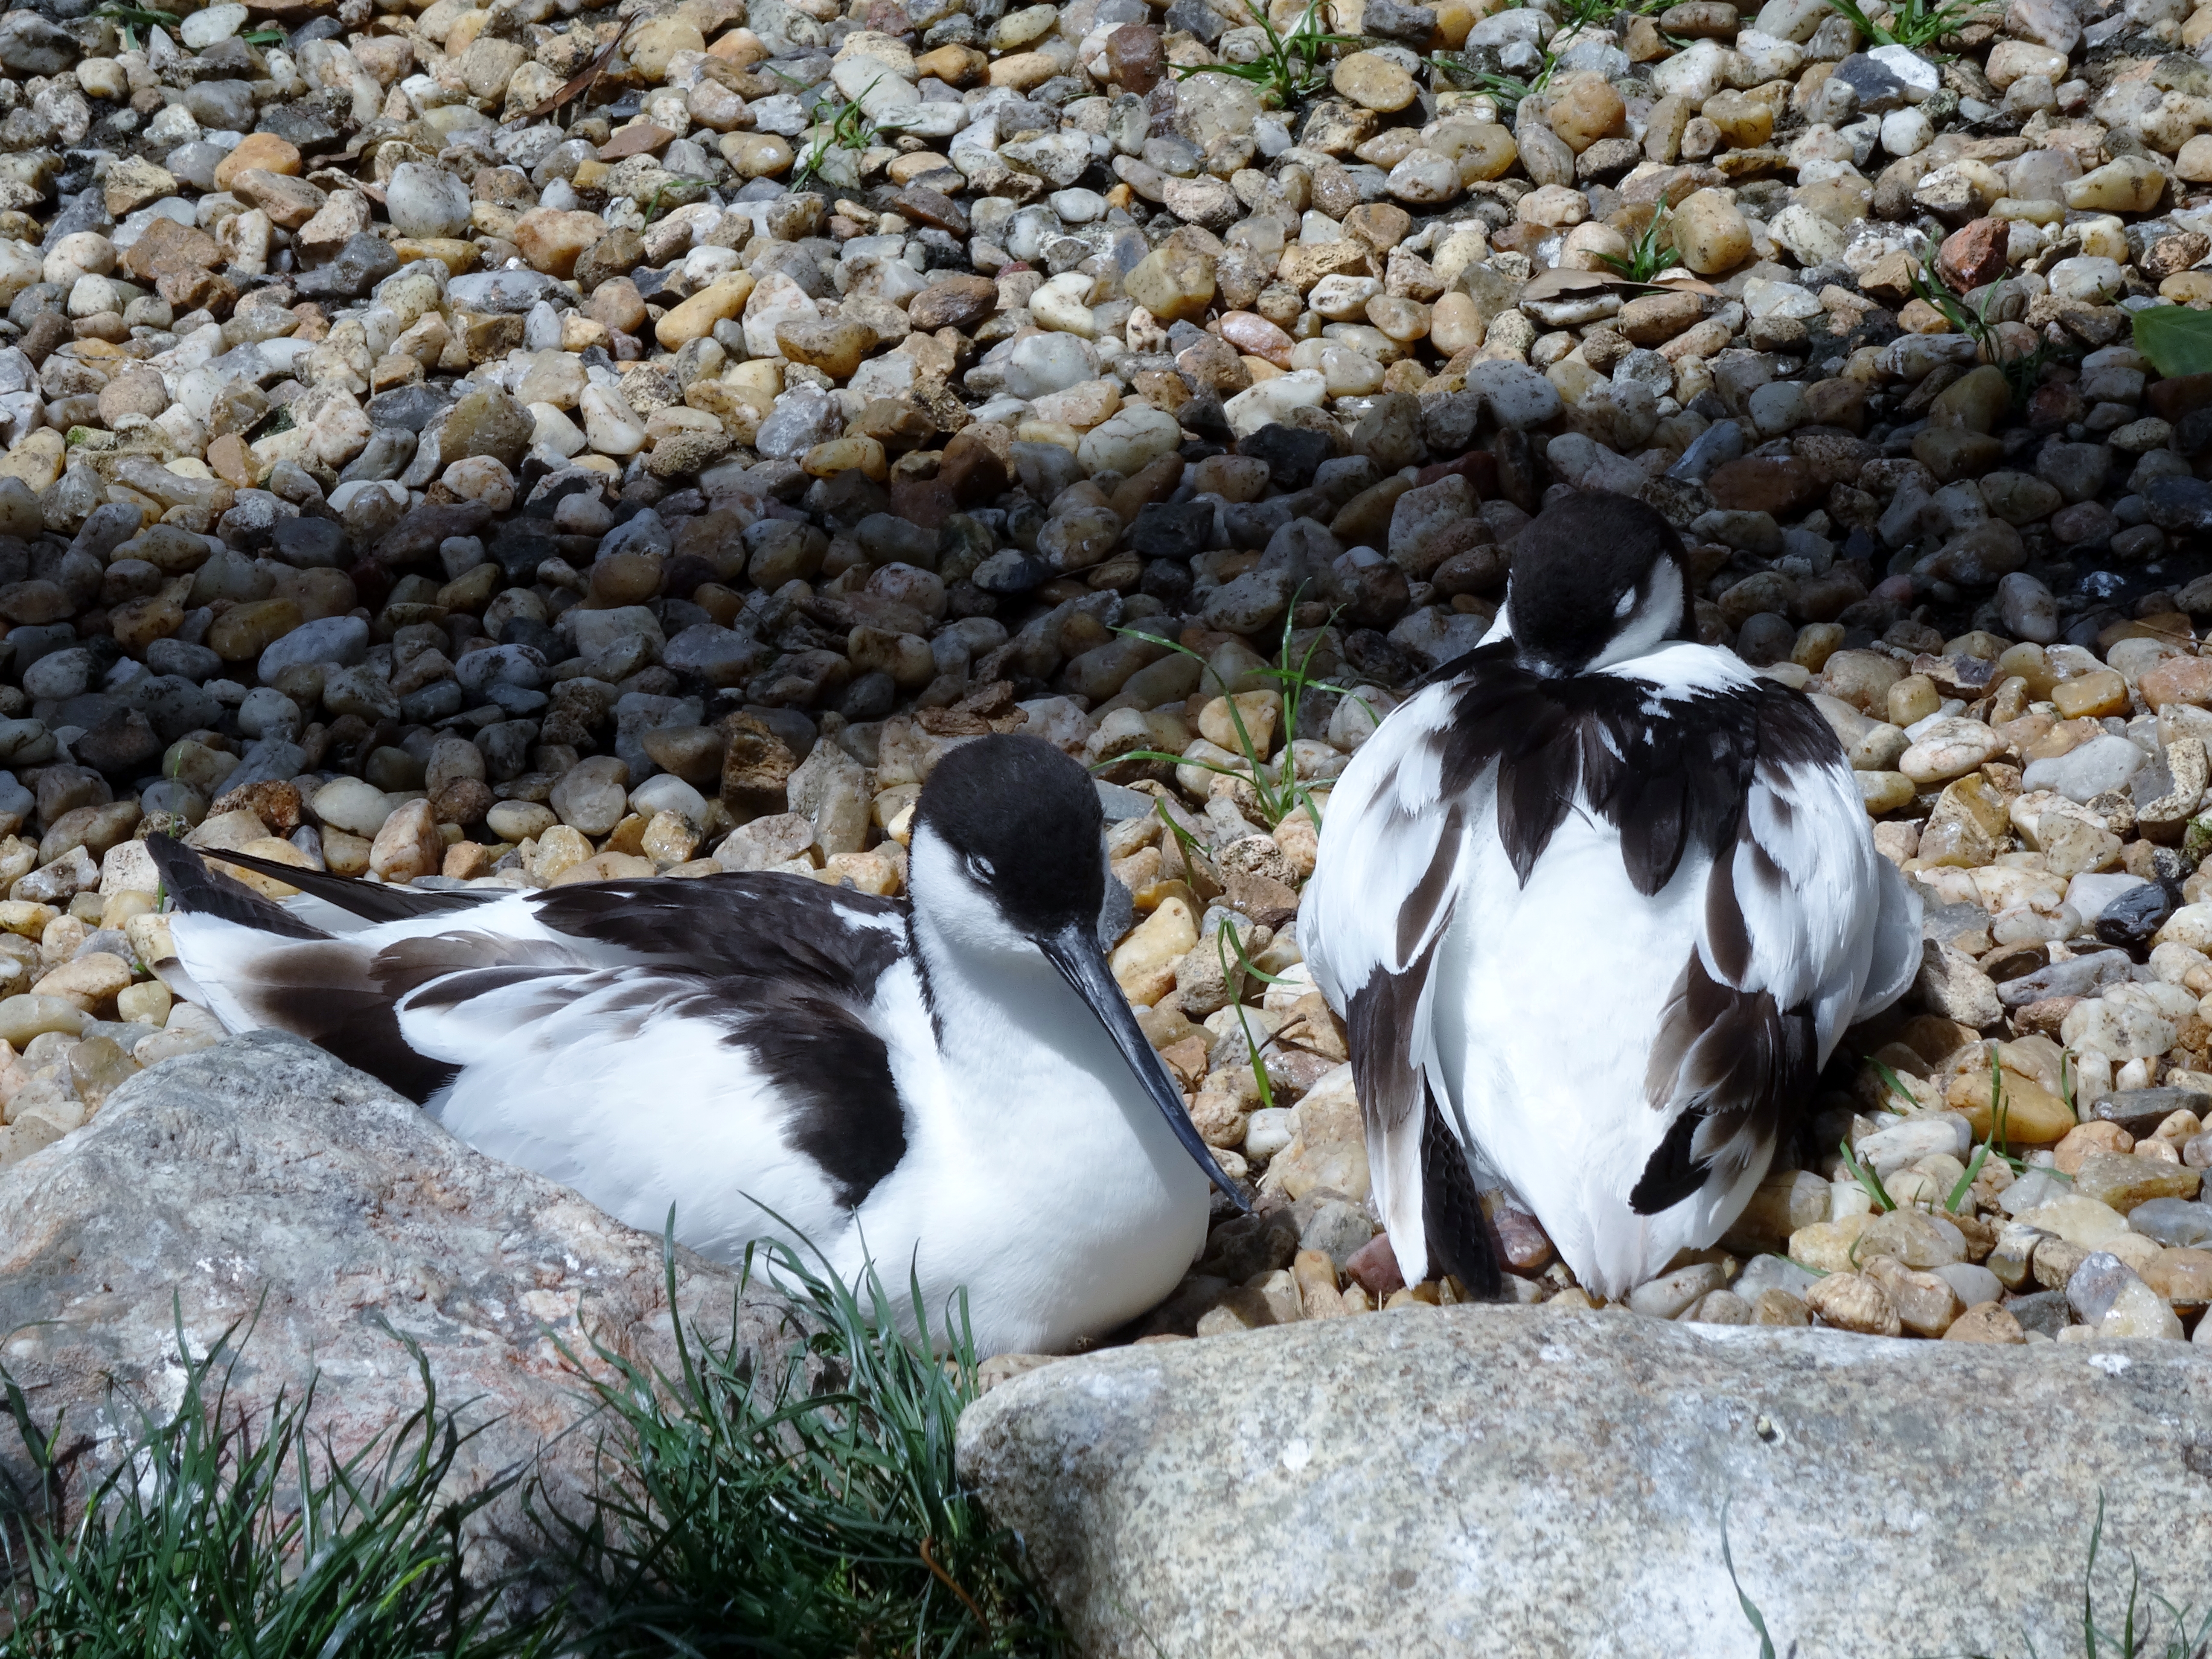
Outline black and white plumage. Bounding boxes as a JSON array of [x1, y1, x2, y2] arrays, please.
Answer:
[[146, 735, 1243, 1353], [1303, 491, 1922, 1301]]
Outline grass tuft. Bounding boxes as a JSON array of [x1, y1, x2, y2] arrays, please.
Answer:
[[1596, 210, 1683, 284], [0, 1303, 561, 1659], [1818, 0, 1992, 48], [1556, 0, 1675, 22], [2055, 1494, 2212, 1659], [1103, 592, 1367, 830], [93, 4, 179, 49], [1905, 242, 2068, 405], [1752, 1493, 2212, 1659], [0, 1243, 1069, 1658], [539, 1222, 1066, 1659], [774, 71, 885, 191], [1174, 0, 1366, 110], [1425, 52, 1554, 117]]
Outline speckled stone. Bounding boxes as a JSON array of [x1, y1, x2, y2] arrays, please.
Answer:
[[960, 1308, 2212, 1656]]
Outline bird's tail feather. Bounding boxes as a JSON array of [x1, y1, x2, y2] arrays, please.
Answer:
[[145, 833, 331, 942], [1420, 1086, 1505, 1300], [143, 835, 463, 1102]]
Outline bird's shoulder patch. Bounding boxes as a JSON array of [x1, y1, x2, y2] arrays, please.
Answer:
[[1424, 646, 1844, 896]]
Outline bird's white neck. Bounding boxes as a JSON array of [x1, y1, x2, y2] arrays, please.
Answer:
[[902, 832, 1195, 1172], [906, 895, 1123, 1107]]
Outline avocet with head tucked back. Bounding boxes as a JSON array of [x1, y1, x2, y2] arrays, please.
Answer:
[[1301, 490, 1921, 1301], [146, 734, 1243, 1355]]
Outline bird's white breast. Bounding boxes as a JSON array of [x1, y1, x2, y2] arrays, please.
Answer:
[[1428, 799, 1735, 1294], [864, 937, 1210, 1352]]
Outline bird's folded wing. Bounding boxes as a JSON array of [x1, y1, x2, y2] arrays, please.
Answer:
[[1304, 681, 1475, 1284], [183, 842, 502, 926], [154, 839, 914, 1108], [174, 832, 911, 986], [1633, 690, 1921, 1213], [384, 902, 911, 1221]]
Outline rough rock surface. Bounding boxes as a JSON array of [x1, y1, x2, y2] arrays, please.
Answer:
[[958, 1304, 2212, 1655], [0, 1028, 789, 1541]]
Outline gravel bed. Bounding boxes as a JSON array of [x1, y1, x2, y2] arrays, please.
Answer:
[[3, 0, 2212, 1355]]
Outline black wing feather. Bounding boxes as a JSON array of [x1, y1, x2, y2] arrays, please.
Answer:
[[173, 841, 501, 922], [534, 874, 908, 990], [1631, 927, 1820, 1216], [1426, 646, 1845, 895], [1420, 1088, 1502, 1299], [146, 835, 330, 941]]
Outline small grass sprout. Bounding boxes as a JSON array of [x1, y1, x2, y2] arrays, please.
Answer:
[[1946, 1494, 2212, 1659], [1738, 1493, 2212, 1658], [94, 3, 180, 47], [1946, 1141, 1990, 1212], [1175, 0, 1365, 110], [1101, 594, 1365, 830], [1557, 0, 1676, 20], [1217, 921, 1296, 1112], [1951, 1047, 2034, 1202], [638, 173, 714, 224], [1426, 53, 1554, 117], [1905, 241, 2066, 403], [1819, 0, 1992, 48], [1721, 1500, 1781, 1659], [2066, 1494, 2212, 1659], [1595, 210, 1683, 284], [1838, 1136, 1895, 1216], [1153, 790, 1208, 870], [1947, 1045, 2075, 1185], [1867, 1056, 1922, 1115], [774, 71, 885, 189]]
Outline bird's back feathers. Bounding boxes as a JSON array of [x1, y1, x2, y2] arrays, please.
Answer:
[[1306, 640, 1921, 1296]]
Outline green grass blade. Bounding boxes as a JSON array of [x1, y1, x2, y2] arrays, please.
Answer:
[[1945, 1142, 1987, 1212], [1868, 1057, 1918, 1113], [1221, 911, 1292, 986], [1839, 1137, 1894, 1214], [1720, 1499, 1779, 1659], [2083, 1491, 2106, 1656], [1153, 793, 1203, 863], [1819, 0, 1896, 42]]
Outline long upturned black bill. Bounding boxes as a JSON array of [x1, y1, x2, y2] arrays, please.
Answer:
[[1039, 923, 1252, 1211]]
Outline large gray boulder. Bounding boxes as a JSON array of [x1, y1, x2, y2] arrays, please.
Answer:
[[959, 1304, 2212, 1656], [0, 1030, 792, 1541]]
